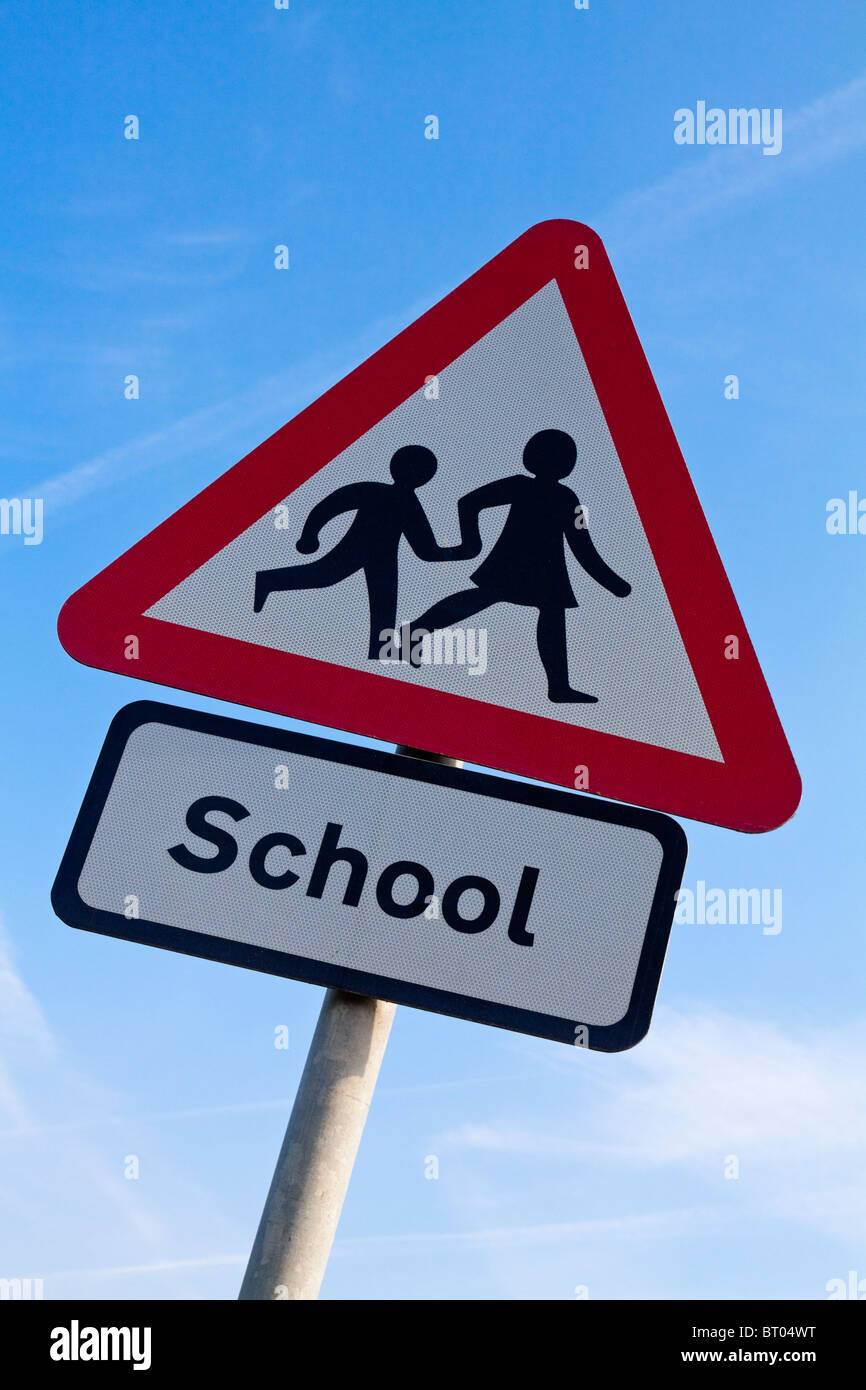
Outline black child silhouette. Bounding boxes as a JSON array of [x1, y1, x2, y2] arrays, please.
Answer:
[[408, 429, 631, 703], [253, 445, 465, 660]]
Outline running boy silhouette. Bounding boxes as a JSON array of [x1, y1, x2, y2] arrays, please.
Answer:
[[254, 445, 466, 660], [408, 429, 631, 702]]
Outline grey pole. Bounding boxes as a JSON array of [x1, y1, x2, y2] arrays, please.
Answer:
[[238, 744, 460, 1301]]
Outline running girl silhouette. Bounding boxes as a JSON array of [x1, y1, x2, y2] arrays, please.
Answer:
[[253, 445, 467, 660], [408, 429, 631, 702]]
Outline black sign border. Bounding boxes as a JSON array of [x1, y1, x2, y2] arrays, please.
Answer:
[[52, 700, 688, 1051]]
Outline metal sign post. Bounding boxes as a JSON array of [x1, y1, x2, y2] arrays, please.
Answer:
[[238, 987, 397, 1301], [238, 746, 457, 1302]]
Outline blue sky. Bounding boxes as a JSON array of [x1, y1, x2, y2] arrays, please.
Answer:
[[2, 0, 865, 1300]]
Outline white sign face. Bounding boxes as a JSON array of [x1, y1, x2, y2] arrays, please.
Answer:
[[52, 702, 687, 1049], [145, 282, 720, 761]]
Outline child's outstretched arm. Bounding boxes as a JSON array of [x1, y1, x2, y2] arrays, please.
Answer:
[[566, 505, 631, 597], [449, 477, 519, 559], [296, 483, 368, 553]]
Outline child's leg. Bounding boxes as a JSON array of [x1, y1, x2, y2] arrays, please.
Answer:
[[364, 563, 399, 661], [254, 544, 359, 612], [406, 588, 495, 667], [536, 606, 597, 703]]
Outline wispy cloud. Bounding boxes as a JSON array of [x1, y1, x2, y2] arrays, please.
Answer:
[[607, 72, 866, 250], [0, 917, 57, 1131], [12, 1003, 864, 1294], [27, 74, 866, 524], [444, 1007, 866, 1161], [331, 1205, 725, 1257], [43, 1205, 722, 1286], [0, 911, 248, 1291], [0, 923, 55, 1058], [442, 1005, 866, 1243], [22, 296, 443, 518], [46, 1253, 246, 1285], [0, 1071, 526, 1141], [24, 355, 343, 513], [159, 230, 245, 247], [0, 913, 178, 1258], [0, 1094, 294, 1142]]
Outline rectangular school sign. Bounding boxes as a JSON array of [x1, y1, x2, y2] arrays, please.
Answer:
[[52, 702, 687, 1050]]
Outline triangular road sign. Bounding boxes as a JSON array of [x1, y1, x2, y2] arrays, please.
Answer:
[[58, 220, 800, 832]]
